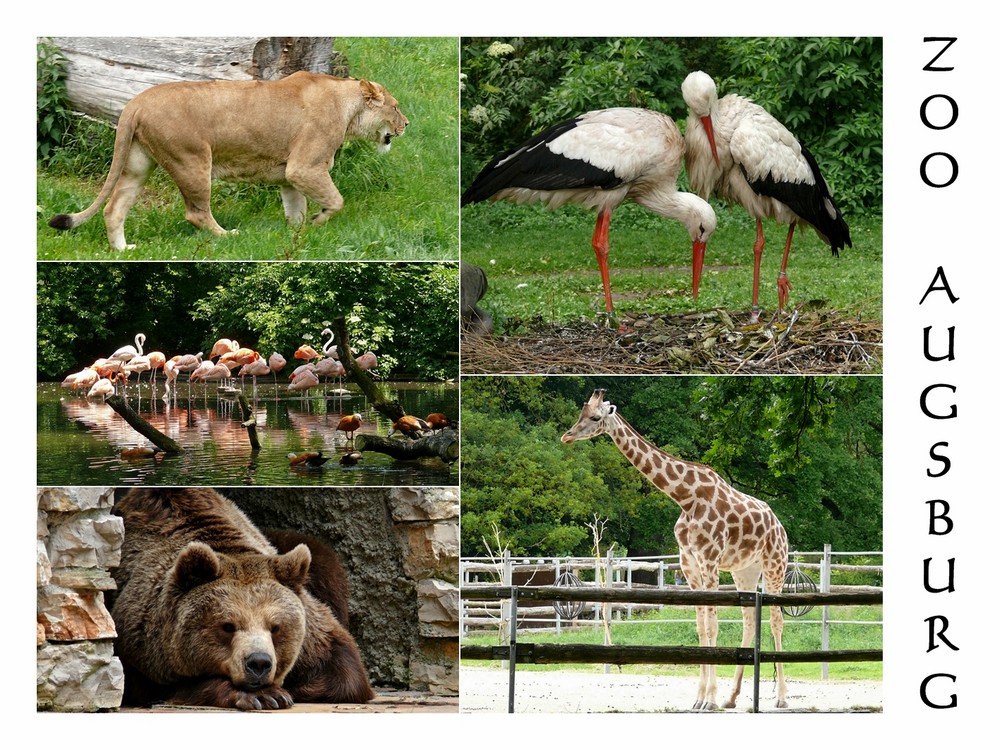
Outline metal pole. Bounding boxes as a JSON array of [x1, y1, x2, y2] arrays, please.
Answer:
[[507, 586, 518, 714], [753, 591, 762, 713]]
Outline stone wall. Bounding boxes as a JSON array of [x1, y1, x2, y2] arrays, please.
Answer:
[[36, 487, 124, 711], [36, 486, 459, 710]]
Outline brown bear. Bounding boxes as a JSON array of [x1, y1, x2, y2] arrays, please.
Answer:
[[107, 487, 374, 710]]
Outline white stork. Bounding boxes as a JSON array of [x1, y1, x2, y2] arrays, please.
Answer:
[[682, 71, 852, 322], [461, 108, 717, 320]]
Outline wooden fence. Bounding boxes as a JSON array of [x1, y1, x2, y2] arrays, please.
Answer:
[[460, 585, 883, 713], [461, 546, 883, 681]]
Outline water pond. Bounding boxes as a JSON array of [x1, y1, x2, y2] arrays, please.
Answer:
[[37, 380, 458, 487]]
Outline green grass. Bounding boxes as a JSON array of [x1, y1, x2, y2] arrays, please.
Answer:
[[460, 200, 883, 329], [462, 604, 883, 682], [36, 37, 459, 261]]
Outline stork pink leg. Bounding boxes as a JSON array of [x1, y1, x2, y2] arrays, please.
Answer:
[[777, 223, 796, 312], [750, 218, 766, 323], [591, 208, 615, 313]]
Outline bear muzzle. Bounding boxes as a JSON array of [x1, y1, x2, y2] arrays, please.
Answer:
[[241, 651, 275, 688]]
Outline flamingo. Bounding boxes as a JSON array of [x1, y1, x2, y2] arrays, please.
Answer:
[[336, 413, 363, 441], [289, 368, 321, 399], [61, 367, 99, 393], [171, 352, 204, 374], [682, 71, 852, 322], [190, 362, 231, 397], [461, 108, 717, 320], [123, 354, 151, 386], [90, 358, 124, 379], [209, 338, 239, 360], [320, 328, 338, 358], [162, 359, 179, 402], [314, 356, 346, 392], [87, 373, 118, 400], [109, 333, 146, 364], [294, 343, 322, 361], [268, 351, 287, 391], [241, 356, 271, 388], [218, 348, 261, 388], [388, 415, 431, 439], [146, 351, 166, 385], [356, 352, 378, 374], [289, 362, 318, 381]]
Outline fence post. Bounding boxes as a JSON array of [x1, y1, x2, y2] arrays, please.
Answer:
[[501, 550, 512, 648], [508, 586, 518, 714], [752, 590, 762, 713], [822, 543, 832, 679], [555, 557, 562, 635]]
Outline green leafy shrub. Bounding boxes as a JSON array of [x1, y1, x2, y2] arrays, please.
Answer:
[[36, 39, 75, 165]]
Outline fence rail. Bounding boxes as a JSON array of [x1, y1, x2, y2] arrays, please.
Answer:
[[459, 585, 883, 714]]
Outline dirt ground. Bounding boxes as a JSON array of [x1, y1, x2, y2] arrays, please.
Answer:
[[459, 666, 882, 713], [121, 689, 458, 714]]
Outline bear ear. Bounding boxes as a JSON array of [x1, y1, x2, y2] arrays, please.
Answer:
[[273, 543, 312, 589], [172, 542, 223, 592]]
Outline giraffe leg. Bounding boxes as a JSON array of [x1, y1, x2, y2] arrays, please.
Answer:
[[763, 566, 789, 708], [687, 563, 720, 711], [725, 567, 762, 708], [770, 605, 787, 707], [691, 604, 718, 710]]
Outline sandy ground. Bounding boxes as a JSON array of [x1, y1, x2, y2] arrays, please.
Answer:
[[460, 666, 882, 713], [121, 689, 458, 714]]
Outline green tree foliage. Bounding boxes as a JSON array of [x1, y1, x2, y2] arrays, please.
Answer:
[[460, 37, 882, 213], [721, 37, 883, 214], [36, 39, 76, 165], [460, 376, 882, 558], [36, 262, 458, 382], [461, 38, 687, 187]]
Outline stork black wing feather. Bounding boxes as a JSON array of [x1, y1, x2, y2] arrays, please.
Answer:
[[743, 145, 852, 255], [461, 116, 625, 205]]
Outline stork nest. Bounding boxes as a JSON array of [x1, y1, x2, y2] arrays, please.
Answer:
[[461, 299, 882, 375]]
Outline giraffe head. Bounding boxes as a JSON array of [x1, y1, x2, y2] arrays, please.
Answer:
[[561, 389, 617, 443]]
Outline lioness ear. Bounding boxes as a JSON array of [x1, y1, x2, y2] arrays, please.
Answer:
[[359, 79, 385, 107], [173, 542, 223, 592]]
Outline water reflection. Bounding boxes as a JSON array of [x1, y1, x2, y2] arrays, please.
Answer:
[[38, 381, 458, 487]]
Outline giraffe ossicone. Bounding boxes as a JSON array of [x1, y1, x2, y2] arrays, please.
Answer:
[[563, 388, 789, 710]]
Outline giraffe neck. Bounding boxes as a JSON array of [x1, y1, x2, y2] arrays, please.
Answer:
[[607, 414, 708, 511]]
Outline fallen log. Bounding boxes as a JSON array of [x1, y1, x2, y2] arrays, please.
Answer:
[[356, 429, 458, 464], [105, 395, 183, 453], [46, 37, 341, 123]]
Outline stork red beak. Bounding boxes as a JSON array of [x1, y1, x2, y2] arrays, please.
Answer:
[[701, 115, 720, 169], [692, 238, 707, 300]]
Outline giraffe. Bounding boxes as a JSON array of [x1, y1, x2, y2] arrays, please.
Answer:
[[562, 389, 789, 710]]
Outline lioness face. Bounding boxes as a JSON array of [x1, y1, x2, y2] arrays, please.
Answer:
[[363, 83, 408, 154]]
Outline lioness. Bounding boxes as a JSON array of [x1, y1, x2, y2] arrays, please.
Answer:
[[48, 71, 408, 250]]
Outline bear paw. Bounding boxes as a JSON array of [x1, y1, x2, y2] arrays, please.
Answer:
[[234, 685, 295, 711]]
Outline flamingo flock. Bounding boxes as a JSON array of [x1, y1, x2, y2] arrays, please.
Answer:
[[56, 328, 457, 472], [59, 330, 383, 409]]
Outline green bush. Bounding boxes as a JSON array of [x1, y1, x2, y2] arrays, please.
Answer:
[[36, 39, 75, 165]]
